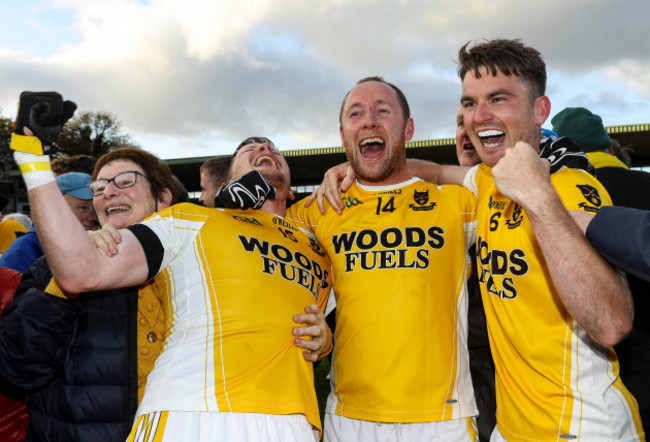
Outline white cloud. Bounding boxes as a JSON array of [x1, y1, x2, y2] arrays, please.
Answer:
[[1, 0, 649, 159], [608, 60, 650, 99]]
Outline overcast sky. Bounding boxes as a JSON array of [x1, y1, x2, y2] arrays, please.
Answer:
[[1, 0, 649, 160]]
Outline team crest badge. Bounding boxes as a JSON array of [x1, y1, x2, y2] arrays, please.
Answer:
[[576, 184, 602, 213], [505, 203, 524, 229], [576, 185, 601, 206], [409, 189, 436, 211]]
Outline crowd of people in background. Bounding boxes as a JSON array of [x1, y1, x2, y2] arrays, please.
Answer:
[[0, 37, 648, 442]]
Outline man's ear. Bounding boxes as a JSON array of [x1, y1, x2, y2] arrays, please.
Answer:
[[159, 188, 173, 209], [404, 118, 414, 141], [534, 96, 551, 126]]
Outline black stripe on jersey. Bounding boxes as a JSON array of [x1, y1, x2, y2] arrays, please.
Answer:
[[127, 224, 164, 281]]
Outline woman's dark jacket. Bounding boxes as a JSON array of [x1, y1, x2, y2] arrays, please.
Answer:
[[0, 255, 140, 441]]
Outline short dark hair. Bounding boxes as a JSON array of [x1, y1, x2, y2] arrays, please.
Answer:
[[233, 137, 276, 156], [457, 39, 546, 99], [339, 76, 411, 123], [92, 147, 178, 204], [200, 156, 232, 188]]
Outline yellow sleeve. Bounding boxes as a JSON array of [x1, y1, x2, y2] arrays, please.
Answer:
[[45, 278, 80, 299]]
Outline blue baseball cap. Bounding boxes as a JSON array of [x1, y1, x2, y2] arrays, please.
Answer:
[[56, 172, 93, 200]]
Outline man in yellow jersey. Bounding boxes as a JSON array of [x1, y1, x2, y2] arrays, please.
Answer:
[[390, 40, 641, 441], [9, 92, 333, 442], [313, 41, 643, 441], [287, 77, 480, 441], [454, 39, 642, 441]]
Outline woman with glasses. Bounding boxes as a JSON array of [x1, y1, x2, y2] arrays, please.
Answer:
[[0, 147, 178, 441]]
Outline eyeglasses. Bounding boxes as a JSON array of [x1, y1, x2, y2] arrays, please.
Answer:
[[89, 171, 150, 196]]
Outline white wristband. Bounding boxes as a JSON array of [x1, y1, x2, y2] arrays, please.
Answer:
[[13, 151, 55, 191]]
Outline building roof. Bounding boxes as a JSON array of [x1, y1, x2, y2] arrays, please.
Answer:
[[166, 123, 650, 194]]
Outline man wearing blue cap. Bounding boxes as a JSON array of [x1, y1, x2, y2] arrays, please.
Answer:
[[0, 172, 98, 272]]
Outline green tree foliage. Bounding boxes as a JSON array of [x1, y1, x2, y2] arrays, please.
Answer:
[[0, 113, 15, 179], [55, 111, 139, 157], [0, 108, 138, 178]]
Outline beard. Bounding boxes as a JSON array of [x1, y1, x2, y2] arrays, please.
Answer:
[[348, 135, 406, 184], [352, 152, 401, 183]]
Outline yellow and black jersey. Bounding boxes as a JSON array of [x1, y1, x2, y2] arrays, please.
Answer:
[[287, 178, 478, 423], [129, 203, 332, 434], [464, 164, 643, 441], [0, 219, 27, 256]]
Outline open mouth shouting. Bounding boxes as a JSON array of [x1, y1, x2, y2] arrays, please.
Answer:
[[253, 154, 278, 168], [477, 129, 505, 148], [359, 137, 385, 159]]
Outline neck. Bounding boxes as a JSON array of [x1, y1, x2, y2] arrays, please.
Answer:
[[261, 198, 287, 217], [357, 165, 412, 187]]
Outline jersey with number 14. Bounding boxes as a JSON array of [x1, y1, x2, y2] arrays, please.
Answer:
[[287, 178, 478, 423], [129, 203, 332, 434], [464, 164, 644, 441]]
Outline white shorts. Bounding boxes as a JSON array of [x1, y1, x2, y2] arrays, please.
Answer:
[[324, 413, 478, 442], [127, 411, 319, 442]]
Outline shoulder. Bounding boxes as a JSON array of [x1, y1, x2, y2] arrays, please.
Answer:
[[552, 168, 612, 209], [552, 166, 606, 189], [286, 194, 338, 229], [138, 203, 219, 236], [463, 164, 491, 196], [149, 202, 215, 220]]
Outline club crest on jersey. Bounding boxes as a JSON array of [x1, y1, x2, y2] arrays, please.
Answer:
[[409, 189, 436, 211], [505, 204, 524, 229], [576, 184, 602, 213]]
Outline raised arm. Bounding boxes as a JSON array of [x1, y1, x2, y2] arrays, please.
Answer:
[[11, 93, 149, 294], [27, 181, 149, 293], [492, 142, 632, 346]]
